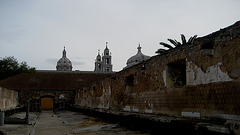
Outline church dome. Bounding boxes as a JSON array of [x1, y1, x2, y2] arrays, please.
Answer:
[[56, 47, 73, 71], [126, 44, 150, 68]]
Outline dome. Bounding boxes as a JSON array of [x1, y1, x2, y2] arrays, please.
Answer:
[[56, 47, 73, 71], [126, 44, 150, 68]]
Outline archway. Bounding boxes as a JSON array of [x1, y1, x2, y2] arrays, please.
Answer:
[[41, 97, 54, 110]]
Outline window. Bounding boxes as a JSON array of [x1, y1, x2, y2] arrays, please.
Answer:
[[105, 58, 110, 64], [201, 41, 214, 49], [166, 59, 186, 87], [125, 75, 134, 93], [201, 41, 214, 56], [97, 63, 101, 69], [125, 75, 134, 87]]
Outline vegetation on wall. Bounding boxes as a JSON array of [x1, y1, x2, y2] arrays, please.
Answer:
[[156, 34, 197, 54], [0, 56, 36, 80]]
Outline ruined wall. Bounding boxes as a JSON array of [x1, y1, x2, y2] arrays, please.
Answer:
[[0, 72, 111, 111], [75, 21, 240, 119], [18, 90, 75, 111], [0, 86, 18, 111], [186, 26, 240, 85]]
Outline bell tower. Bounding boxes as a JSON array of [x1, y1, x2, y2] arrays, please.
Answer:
[[102, 42, 112, 72], [94, 42, 113, 73], [94, 50, 102, 72]]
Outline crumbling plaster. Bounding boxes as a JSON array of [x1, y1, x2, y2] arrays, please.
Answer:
[[186, 61, 233, 85], [0, 86, 18, 111]]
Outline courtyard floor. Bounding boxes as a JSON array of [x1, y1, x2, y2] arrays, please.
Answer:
[[0, 111, 149, 135]]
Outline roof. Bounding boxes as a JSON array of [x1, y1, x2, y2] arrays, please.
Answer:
[[0, 71, 112, 91], [56, 47, 73, 71], [126, 44, 150, 68]]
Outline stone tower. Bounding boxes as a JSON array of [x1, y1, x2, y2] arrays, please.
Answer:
[[94, 42, 113, 73]]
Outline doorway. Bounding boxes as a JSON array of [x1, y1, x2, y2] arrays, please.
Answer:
[[166, 59, 186, 88], [41, 97, 53, 110]]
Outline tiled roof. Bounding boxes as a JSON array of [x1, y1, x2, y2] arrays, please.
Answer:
[[0, 71, 111, 91]]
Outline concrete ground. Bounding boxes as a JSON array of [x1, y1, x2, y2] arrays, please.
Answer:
[[0, 112, 39, 135], [0, 111, 149, 135]]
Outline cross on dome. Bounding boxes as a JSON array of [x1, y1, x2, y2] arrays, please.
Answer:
[[62, 46, 66, 58], [137, 43, 142, 53]]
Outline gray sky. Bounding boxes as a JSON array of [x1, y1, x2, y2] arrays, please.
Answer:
[[1, 0, 240, 71]]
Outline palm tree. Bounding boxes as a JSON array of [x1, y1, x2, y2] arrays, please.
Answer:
[[156, 34, 197, 54]]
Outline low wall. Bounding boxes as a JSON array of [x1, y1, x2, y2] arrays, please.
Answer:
[[0, 86, 18, 111], [74, 81, 240, 134], [125, 81, 240, 118], [75, 81, 240, 119]]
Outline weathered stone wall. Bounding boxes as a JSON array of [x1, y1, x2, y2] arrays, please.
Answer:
[[0, 72, 111, 111], [75, 21, 240, 120], [0, 86, 18, 111], [18, 90, 75, 111]]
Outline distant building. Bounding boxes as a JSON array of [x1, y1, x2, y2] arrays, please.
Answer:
[[94, 43, 113, 73], [125, 44, 150, 69], [56, 47, 73, 71]]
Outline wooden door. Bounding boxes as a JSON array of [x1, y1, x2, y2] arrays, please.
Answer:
[[41, 97, 53, 109]]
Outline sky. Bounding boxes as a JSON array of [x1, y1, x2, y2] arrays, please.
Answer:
[[0, 0, 240, 71]]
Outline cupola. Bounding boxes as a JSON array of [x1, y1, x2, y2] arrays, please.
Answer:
[[56, 47, 73, 71], [125, 44, 150, 68]]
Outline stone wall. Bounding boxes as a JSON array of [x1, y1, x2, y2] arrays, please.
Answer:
[[18, 90, 75, 111], [75, 21, 240, 120], [0, 86, 18, 111], [0, 71, 111, 112]]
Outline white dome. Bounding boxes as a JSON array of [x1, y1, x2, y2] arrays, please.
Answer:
[[126, 45, 150, 68], [56, 47, 73, 71]]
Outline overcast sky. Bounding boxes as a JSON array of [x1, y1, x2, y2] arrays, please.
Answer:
[[1, 0, 240, 71]]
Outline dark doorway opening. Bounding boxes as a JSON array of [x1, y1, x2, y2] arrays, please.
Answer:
[[167, 59, 186, 87], [125, 75, 134, 93]]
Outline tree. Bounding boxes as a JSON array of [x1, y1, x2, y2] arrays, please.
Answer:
[[156, 34, 197, 54], [0, 56, 36, 80]]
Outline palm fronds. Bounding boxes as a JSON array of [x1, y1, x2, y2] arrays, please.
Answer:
[[167, 39, 181, 47], [188, 35, 198, 44], [181, 34, 186, 45], [156, 34, 198, 54], [159, 42, 174, 49], [155, 48, 166, 54]]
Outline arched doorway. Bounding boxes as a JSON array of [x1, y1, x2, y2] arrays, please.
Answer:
[[41, 97, 54, 110]]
